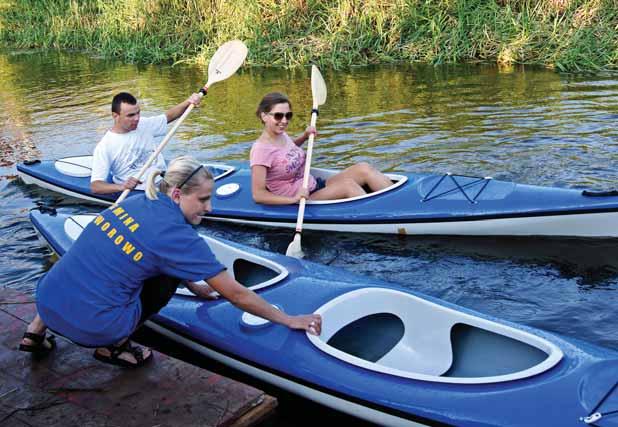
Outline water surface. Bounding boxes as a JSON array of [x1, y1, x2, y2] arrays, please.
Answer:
[[2, 50, 618, 355]]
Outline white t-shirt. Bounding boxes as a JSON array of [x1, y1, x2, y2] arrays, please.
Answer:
[[91, 115, 168, 190]]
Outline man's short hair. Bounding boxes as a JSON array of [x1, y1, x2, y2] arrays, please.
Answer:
[[111, 92, 137, 114]]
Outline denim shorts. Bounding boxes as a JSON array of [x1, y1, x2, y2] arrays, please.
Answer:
[[311, 177, 326, 194]]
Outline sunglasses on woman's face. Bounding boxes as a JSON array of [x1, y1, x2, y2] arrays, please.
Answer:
[[268, 111, 293, 121]]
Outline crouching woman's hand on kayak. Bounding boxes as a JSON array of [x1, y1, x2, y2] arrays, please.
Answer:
[[287, 313, 322, 335], [200, 270, 322, 335]]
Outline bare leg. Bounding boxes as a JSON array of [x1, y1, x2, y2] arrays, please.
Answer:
[[309, 177, 366, 200], [338, 162, 392, 192]]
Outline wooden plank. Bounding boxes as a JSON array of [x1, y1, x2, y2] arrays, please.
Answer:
[[0, 287, 277, 427], [226, 394, 278, 427]]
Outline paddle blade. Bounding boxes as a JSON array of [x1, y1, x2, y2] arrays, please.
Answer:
[[311, 65, 327, 107], [206, 40, 248, 87], [285, 233, 305, 259]]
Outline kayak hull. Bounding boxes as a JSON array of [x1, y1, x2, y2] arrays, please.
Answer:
[[29, 209, 618, 426], [18, 157, 618, 237]]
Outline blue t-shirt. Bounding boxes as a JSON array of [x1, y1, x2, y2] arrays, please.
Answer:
[[36, 194, 225, 347]]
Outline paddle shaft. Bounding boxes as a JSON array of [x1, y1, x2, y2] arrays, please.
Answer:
[[113, 88, 206, 205], [293, 109, 318, 233]]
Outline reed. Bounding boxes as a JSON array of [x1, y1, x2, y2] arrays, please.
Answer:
[[0, 0, 616, 71]]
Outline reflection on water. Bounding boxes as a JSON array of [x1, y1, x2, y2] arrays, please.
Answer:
[[1, 50, 618, 355]]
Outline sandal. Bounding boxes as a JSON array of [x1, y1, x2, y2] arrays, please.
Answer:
[[19, 332, 56, 355], [93, 341, 153, 368]]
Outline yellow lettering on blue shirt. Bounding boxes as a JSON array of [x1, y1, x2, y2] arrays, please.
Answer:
[[110, 207, 140, 233], [92, 214, 142, 263], [121, 242, 135, 255]]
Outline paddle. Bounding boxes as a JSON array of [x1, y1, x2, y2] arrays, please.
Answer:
[[113, 40, 248, 205], [285, 65, 327, 258]]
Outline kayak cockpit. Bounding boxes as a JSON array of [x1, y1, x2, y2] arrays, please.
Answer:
[[63, 215, 288, 296], [308, 288, 563, 384], [53, 156, 236, 181], [307, 167, 407, 205], [197, 236, 288, 291]]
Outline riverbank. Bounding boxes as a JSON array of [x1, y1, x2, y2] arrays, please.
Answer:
[[0, 0, 615, 71]]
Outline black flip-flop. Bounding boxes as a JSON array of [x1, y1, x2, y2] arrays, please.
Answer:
[[19, 332, 56, 355], [93, 341, 153, 368]]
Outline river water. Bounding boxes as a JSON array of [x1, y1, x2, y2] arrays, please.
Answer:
[[2, 50, 618, 423]]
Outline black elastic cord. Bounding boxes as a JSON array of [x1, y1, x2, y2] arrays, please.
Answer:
[[56, 159, 92, 171], [31, 203, 57, 216], [589, 380, 618, 418], [311, 108, 319, 116], [422, 174, 491, 204], [199, 87, 207, 96]]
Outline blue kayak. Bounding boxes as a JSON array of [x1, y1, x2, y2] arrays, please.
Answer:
[[18, 155, 618, 237], [30, 209, 618, 426]]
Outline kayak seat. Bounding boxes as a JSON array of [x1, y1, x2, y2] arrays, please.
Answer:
[[374, 304, 455, 376], [316, 287, 455, 377]]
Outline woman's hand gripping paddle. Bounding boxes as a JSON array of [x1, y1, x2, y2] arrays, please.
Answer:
[[286, 65, 327, 258], [113, 40, 248, 205]]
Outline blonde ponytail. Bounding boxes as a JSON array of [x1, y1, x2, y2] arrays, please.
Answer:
[[145, 169, 164, 200], [145, 156, 213, 200]]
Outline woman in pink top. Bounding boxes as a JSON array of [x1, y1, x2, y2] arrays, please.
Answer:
[[250, 92, 392, 205]]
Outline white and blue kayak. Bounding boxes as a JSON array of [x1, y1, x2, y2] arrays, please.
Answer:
[[30, 209, 618, 426], [18, 155, 618, 237]]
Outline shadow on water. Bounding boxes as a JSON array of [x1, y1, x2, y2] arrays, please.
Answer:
[[205, 221, 618, 288]]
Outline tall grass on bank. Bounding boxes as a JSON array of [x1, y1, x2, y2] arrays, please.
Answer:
[[0, 0, 616, 71]]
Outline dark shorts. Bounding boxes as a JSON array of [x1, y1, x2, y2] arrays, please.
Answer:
[[310, 177, 327, 194], [138, 275, 181, 325]]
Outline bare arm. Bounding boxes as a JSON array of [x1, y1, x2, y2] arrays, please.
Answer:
[[292, 126, 316, 146], [90, 177, 140, 194], [164, 92, 203, 124], [251, 165, 306, 205], [187, 271, 321, 335]]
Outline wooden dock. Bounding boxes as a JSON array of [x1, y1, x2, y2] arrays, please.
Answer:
[[0, 287, 277, 427]]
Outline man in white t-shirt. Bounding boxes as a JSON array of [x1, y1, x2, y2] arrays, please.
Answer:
[[90, 91, 203, 194]]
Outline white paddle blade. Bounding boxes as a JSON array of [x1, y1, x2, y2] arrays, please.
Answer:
[[206, 40, 248, 87], [311, 65, 327, 107], [285, 233, 305, 259]]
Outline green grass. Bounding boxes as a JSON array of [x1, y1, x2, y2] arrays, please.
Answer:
[[0, 0, 616, 71]]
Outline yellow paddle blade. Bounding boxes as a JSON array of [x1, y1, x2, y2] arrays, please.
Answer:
[[311, 65, 327, 108], [206, 40, 248, 88]]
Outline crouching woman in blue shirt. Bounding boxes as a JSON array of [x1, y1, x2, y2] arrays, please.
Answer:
[[20, 155, 322, 367]]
